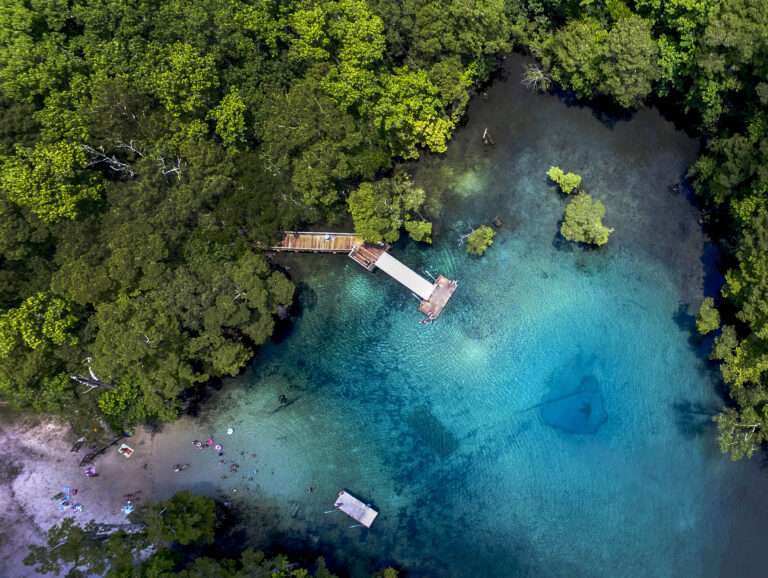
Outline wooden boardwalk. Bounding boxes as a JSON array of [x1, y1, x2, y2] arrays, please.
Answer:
[[419, 275, 458, 320], [271, 231, 363, 253], [349, 243, 385, 271], [271, 230, 457, 320]]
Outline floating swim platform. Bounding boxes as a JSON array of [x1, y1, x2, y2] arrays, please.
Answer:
[[334, 490, 378, 528]]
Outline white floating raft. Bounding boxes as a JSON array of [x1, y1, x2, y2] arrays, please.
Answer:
[[334, 490, 378, 528]]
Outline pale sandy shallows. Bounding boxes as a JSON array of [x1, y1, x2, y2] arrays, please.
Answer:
[[0, 416, 163, 577]]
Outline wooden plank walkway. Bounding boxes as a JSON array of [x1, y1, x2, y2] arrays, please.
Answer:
[[270, 230, 457, 320], [419, 275, 458, 320], [349, 243, 385, 271], [374, 251, 435, 301], [272, 231, 363, 253]]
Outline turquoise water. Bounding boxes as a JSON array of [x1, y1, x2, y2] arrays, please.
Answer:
[[163, 56, 768, 577]]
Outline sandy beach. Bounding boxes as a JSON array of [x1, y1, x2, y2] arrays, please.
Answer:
[[0, 413, 165, 577], [0, 404, 272, 577]]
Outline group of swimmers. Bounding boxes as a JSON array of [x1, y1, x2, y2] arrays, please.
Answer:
[[192, 437, 224, 454]]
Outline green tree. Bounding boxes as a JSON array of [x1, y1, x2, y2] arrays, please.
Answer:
[[373, 567, 400, 578], [348, 174, 431, 243], [142, 41, 219, 117], [466, 225, 495, 256], [139, 491, 216, 546], [257, 73, 388, 209], [714, 406, 768, 461], [0, 292, 85, 419], [210, 88, 247, 147], [24, 518, 143, 578], [545, 19, 608, 99], [688, 0, 768, 128], [696, 297, 720, 335], [547, 166, 582, 194], [545, 14, 659, 108], [560, 192, 613, 246], [404, 219, 432, 243], [0, 292, 78, 353], [1, 142, 102, 222], [348, 181, 401, 243], [371, 67, 454, 159], [599, 15, 660, 108]]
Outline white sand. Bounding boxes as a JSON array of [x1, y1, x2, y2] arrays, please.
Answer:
[[0, 415, 164, 577]]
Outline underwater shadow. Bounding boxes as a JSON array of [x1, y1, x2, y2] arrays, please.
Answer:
[[551, 230, 574, 253], [296, 282, 318, 312], [550, 85, 636, 129], [672, 302, 719, 363], [672, 399, 719, 439], [700, 241, 725, 298]]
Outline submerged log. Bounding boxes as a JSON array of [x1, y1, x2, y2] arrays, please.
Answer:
[[79, 434, 126, 467]]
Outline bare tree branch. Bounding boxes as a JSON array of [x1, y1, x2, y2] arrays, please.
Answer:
[[82, 145, 136, 177]]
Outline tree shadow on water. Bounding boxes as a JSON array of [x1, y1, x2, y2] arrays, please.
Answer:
[[700, 241, 725, 298], [549, 85, 635, 128], [672, 302, 718, 362], [551, 230, 574, 253], [672, 399, 719, 439], [673, 302, 696, 333], [296, 282, 317, 312]]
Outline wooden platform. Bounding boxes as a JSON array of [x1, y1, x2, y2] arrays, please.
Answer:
[[419, 275, 458, 320], [270, 230, 458, 320], [349, 243, 385, 271], [334, 490, 378, 528], [272, 231, 364, 253]]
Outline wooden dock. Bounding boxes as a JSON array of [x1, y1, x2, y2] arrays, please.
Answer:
[[419, 275, 457, 320], [334, 490, 378, 528], [271, 230, 457, 320], [349, 243, 385, 271], [272, 231, 364, 253]]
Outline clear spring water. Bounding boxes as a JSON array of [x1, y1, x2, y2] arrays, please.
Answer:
[[156, 56, 768, 577]]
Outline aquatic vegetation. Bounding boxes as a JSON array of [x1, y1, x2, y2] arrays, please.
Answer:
[[453, 167, 488, 197]]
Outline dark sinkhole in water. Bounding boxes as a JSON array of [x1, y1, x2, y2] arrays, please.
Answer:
[[149, 54, 768, 578], [540, 372, 608, 435]]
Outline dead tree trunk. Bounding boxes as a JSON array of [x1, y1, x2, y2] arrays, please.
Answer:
[[79, 434, 126, 467], [71, 357, 114, 393], [82, 145, 135, 177]]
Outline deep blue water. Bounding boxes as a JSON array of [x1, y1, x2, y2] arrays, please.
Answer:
[[161, 56, 768, 577]]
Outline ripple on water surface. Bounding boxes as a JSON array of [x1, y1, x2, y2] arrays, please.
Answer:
[[184, 55, 763, 577]]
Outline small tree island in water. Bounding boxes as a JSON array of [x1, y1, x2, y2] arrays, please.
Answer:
[[3, 0, 768, 576]]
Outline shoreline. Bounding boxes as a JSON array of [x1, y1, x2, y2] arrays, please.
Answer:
[[0, 414, 162, 576]]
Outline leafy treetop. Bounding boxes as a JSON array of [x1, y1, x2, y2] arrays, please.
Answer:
[[560, 192, 613, 246], [547, 166, 582, 194], [696, 297, 720, 335], [466, 225, 495, 256]]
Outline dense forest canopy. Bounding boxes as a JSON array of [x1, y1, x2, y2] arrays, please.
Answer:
[[1, 0, 768, 459], [0, 0, 512, 433]]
